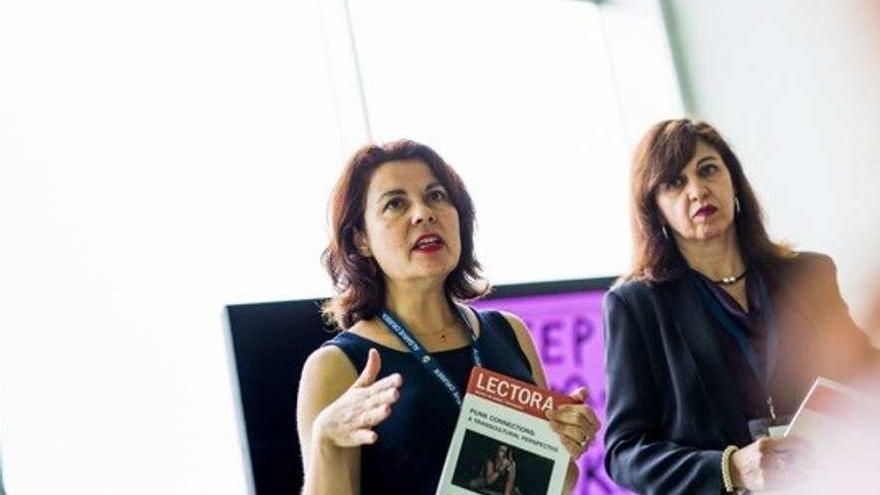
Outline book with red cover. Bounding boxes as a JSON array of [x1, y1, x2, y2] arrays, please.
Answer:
[[434, 367, 576, 495]]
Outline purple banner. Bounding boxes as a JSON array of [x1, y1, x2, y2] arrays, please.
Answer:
[[474, 290, 633, 495]]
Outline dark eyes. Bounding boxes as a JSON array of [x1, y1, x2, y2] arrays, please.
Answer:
[[664, 177, 685, 190], [699, 164, 718, 176], [383, 189, 448, 211], [663, 163, 719, 190], [384, 197, 405, 211]]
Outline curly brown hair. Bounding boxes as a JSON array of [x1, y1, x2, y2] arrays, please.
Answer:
[[321, 139, 488, 329], [627, 118, 793, 283]]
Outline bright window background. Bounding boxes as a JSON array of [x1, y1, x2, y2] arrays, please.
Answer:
[[350, 0, 630, 283], [0, 0, 680, 493]]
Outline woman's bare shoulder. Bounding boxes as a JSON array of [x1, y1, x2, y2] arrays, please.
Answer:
[[300, 343, 358, 402]]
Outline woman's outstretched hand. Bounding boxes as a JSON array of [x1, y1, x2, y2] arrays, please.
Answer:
[[313, 348, 403, 448]]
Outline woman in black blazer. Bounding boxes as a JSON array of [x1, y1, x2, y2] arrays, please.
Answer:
[[602, 119, 880, 494]]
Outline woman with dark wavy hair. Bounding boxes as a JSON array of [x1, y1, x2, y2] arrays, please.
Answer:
[[296, 139, 600, 495], [602, 119, 880, 494]]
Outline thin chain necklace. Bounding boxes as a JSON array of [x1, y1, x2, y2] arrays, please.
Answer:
[[414, 320, 461, 342]]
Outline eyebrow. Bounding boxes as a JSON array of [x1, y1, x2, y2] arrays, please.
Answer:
[[377, 189, 405, 203], [696, 156, 718, 165], [377, 182, 444, 202]]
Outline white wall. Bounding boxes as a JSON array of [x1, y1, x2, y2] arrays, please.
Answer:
[[665, 0, 880, 329], [0, 1, 342, 493], [0, 1, 680, 493]]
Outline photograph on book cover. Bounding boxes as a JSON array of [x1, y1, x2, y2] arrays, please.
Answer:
[[452, 429, 552, 495]]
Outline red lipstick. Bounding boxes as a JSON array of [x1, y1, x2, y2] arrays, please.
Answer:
[[412, 234, 445, 253], [694, 205, 717, 218]]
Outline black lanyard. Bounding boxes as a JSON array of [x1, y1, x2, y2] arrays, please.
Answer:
[[694, 271, 780, 421], [379, 302, 481, 407]]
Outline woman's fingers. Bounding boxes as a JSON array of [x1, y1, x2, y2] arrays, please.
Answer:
[[552, 420, 591, 445], [366, 372, 403, 394], [552, 404, 592, 424], [321, 360, 403, 448], [352, 375, 401, 429], [357, 373, 401, 415], [556, 433, 583, 458], [568, 387, 589, 403], [349, 428, 379, 445], [549, 405, 601, 435], [733, 436, 816, 490], [566, 387, 602, 429], [771, 436, 811, 456], [765, 436, 815, 479], [358, 402, 393, 428], [353, 348, 382, 387], [584, 405, 601, 430], [547, 413, 592, 459], [361, 384, 401, 410]]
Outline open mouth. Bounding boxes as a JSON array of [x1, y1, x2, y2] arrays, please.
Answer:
[[412, 234, 445, 253]]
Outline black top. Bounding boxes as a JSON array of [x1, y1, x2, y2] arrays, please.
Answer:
[[692, 269, 770, 420], [324, 309, 535, 495], [603, 252, 880, 495]]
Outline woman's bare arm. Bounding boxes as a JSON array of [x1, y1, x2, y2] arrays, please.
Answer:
[[297, 346, 361, 494], [297, 347, 402, 494]]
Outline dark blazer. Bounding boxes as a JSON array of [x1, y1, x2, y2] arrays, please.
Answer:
[[602, 252, 879, 495]]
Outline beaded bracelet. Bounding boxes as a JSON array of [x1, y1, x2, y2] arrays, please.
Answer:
[[721, 445, 739, 493]]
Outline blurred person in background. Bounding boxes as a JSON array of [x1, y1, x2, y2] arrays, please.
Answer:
[[296, 140, 600, 494], [603, 119, 880, 494]]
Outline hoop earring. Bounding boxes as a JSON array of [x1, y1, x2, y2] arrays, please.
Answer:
[[734, 196, 741, 215], [661, 225, 670, 240]]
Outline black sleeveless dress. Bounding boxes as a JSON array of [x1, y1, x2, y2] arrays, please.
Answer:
[[323, 309, 535, 495]]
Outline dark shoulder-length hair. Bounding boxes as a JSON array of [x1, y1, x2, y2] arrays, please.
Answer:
[[321, 139, 488, 330], [626, 118, 793, 283]]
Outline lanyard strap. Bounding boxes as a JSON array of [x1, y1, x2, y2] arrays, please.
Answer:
[[379, 303, 481, 407], [693, 271, 779, 396]]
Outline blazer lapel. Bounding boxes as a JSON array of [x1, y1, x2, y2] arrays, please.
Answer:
[[662, 276, 752, 445], [760, 261, 821, 409]]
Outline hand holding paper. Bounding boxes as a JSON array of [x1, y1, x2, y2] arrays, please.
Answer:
[[730, 436, 813, 491], [545, 387, 601, 459]]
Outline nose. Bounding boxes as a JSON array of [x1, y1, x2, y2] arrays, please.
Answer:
[[411, 202, 436, 224], [687, 179, 709, 201]]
